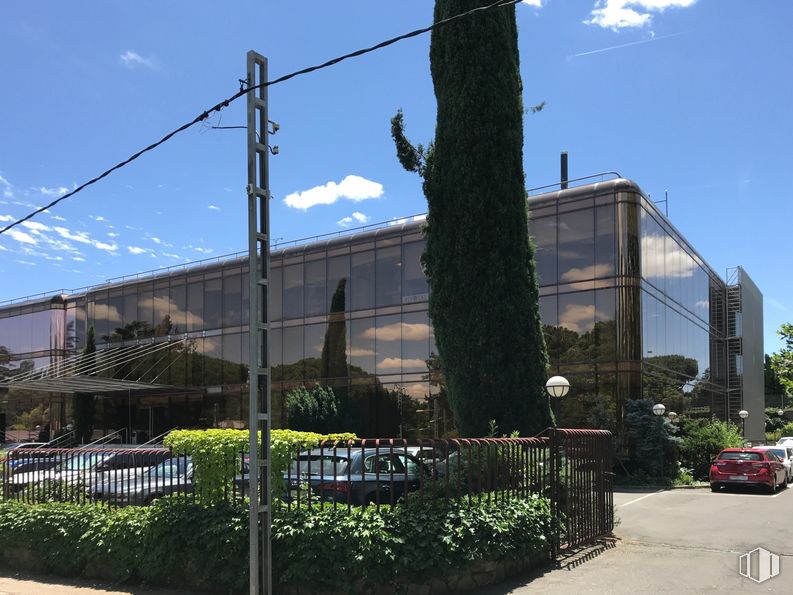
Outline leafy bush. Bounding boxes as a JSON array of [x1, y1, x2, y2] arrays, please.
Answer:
[[0, 494, 554, 593], [164, 428, 357, 503], [678, 417, 743, 480], [780, 422, 793, 437], [284, 385, 343, 434], [272, 495, 554, 588], [0, 498, 246, 592], [17, 479, 90, 503], [624, 399, 681, 481]]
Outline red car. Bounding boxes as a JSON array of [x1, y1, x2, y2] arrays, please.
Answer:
[[710, 448, 788, 494]]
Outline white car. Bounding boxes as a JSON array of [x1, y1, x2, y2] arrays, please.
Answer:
[[753, 445, 793, 483], [777, 437, 793, 446]]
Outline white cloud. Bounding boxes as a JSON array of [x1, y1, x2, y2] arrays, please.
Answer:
[[94, 241, 118, 253], [0, 175, 13, 198], [72, 256, 86, 262], [7, 229, 38, 245], [208, 205, 221, 211], [561, 263, 615, 282], [51, 215, 67, 222], [38, 186, 69, 198], [0, 244, 7, 251], [107, 232, 120, 238], [521, 0, 544, 6], [351, 212, 369, 223], [14, 259, 36, 266], [21, 221, 51, 234], [284, 175, 384, 210], [377, 357, 428, 371], [585, 0, 696, 29], [362, 322, 430, 342], [54, 226, 91, 244], [92, 215, 106, 222], [0, 214, 14, 222], [337, 216, 353, 228], [119, 50, 155, 70], [128, 246, 151, 255], [641, 235, 697, 278]]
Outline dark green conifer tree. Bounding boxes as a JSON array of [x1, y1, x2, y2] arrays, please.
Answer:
[[74, 325, 97, 444], [391, 0, 552, 435]]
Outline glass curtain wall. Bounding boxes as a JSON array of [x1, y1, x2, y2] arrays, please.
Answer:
[[638, 196, 727, 419]]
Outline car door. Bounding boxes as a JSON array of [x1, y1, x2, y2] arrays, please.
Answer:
[[362, 453, 407, 505]]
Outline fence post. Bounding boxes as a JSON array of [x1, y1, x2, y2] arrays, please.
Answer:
[[548, 427, 561, 560]]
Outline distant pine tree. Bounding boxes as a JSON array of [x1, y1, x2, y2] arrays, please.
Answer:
[[74, 325, 97, 444]]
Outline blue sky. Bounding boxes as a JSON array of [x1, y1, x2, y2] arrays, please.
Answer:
[[0, 0, 791, 352]]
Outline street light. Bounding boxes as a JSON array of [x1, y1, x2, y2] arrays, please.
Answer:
[[739, 409, 749, 439], [778, 410, 785, 418], [668, 411, 679, 423], [546, 376, 570, 427], [653, 403, 666, 481]]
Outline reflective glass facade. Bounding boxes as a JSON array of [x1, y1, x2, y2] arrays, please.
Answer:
[[0, 179, 762, 441]]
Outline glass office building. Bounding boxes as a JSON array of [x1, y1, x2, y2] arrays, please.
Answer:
[[0, 178, 764, 441]]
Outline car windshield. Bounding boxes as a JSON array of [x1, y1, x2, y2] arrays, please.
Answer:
[[718, 452, 762, 461], [145, 459, 191, 478], [56, 453, 108, 471], [769, 449, 786, 460], [288, 455, 348, 476]]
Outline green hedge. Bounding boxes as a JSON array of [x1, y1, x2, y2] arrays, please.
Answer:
[[273, 495, 554, 589], [164, 428, 357, 503], [0, 498, 247, 593], [0, 494, 554, 593]]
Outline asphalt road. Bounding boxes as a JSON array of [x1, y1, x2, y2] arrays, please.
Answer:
[[477, 484, 793, 594]]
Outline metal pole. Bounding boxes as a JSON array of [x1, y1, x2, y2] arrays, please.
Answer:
[[247, 51, 272, 595]]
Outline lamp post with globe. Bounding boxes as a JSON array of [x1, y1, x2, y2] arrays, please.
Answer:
[[545, 376, 570, 428], [739, 409, 749, 442], [653, 403, 666, 481]]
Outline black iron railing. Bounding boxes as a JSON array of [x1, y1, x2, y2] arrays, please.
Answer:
[[1, 430, 614, 555]]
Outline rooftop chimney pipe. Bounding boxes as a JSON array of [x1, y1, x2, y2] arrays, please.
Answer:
[[560, 152, 568, 190]]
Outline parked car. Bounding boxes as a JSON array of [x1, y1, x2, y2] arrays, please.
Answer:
[[710, 448, 788, 493], [282, 448, 432, 505], [0, 443, 56, 475], [752, 445, 793, 483], [10, 450, 171, 492], [777, 436, 793, 446], [93, 457, 193, 505]]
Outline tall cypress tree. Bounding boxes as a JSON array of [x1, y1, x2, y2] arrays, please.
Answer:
[[321, 278, 348, 381], [392, 0, 552, 436], [74, 325, 97, 444]]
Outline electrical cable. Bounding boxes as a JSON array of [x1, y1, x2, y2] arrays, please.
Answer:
[[0, 0, 519, 236]]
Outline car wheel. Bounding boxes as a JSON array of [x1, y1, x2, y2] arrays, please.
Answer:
[[767, 479, 777, 494], [710, 483, 720, 493]]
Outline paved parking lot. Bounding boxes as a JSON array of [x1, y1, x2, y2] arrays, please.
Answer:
[[478, 485, 793, 594]]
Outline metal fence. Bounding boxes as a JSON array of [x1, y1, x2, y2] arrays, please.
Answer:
[[0, 429, 614, 554], [0, 448, 197, 507]]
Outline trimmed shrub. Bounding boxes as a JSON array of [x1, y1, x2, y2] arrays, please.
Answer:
[[678, 417, 743, 480], [163, 428, 357, 503]]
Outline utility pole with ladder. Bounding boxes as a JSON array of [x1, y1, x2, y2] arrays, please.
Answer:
[[247, 50, 272, 595]]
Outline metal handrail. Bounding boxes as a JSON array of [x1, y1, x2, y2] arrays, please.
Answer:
[[45, 430, 76, 448], [139, 430, 171, 447], [84, 428, 126, 448]]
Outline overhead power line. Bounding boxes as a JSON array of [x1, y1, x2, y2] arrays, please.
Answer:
[[0, 0, 519, 237]]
